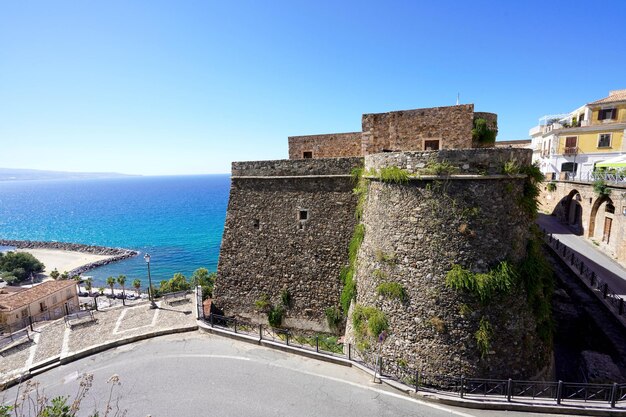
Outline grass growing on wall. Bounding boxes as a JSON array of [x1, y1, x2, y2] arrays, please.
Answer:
[[519, 162, 543, 219], [445, 262, 516, 305], [377, 166, 410, 184], [376, 282, 408, 302], [475, 317, 493, 358], [352, 304, 389, 349]]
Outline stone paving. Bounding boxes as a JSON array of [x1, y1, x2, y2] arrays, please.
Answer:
[[0, 299, 196, 385]]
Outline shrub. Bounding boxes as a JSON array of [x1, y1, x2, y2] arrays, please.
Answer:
[[325, 306, 343, 330], [502, 159, 520, 175], [518, 162, 543, 219], [593, 179, 611, 197], [0, 251, 44, 282], [472, 118, 497, 145], [267, 305, 284, 327], [422, 160, 458, 176], [352, 305, 389, 339], [475, 317, 492, 358], [376, 282, 408, 302], [281, 289, 292, 308], [254, 293, 271, 312], [377, 166, 410, 184], [546, 182, 557, 192], [445, 261, 516, 305], [375, 250, 396, 265]]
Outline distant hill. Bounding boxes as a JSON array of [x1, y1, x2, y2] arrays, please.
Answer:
[[0, 168, 139, 181]]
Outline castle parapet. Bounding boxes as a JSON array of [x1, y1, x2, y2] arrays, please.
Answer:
[[232, 157, 363, 177]]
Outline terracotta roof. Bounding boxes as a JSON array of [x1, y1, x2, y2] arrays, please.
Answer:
[[0, 280, 76, 312], [588, 89, 626, 105]]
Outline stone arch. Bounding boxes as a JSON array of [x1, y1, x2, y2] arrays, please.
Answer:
[[588, 195, 614, 240], [564, 189, 584, 234]]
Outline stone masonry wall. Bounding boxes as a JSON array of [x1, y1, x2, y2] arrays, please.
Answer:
[[213, 158, 362, 332], [288, 133, 362, 159], [361, 104, 475, 154], [345, 148, 551, 379]]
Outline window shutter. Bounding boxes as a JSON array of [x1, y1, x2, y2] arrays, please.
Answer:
[[611, 108, 617, 119]]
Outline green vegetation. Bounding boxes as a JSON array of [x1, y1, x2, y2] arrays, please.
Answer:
[[254, 293, 271, 312], [593, 179, 611, 197], [49, 268, 60, 280], [106, 276, 115, 294], [267, 305, 284, 327], [445, 261, 516, 305], [376, 282, 408, 302], [502, 159, 520, 175], [352, 305, 389, 347], [280, 288, 292, 308], [472, 118, 497, 146], [190, 268, 216, 300], [377, 166, 410, 184], [546, 182, 557, 192], [372, 269, 387, 279], [421, 160, 459, 176], [458, 303, 472, 318], [158, 272, 191, 294], [351, 167, 369, 222], [0, 251, 44, 283], [519, 162, 543, 219], [375, 250, 396, 265], [254, 291, 291, 327], [341, 222, 365, 314], [325, 306, 343, 330], [132, 278, 141, 296], [475, 317, 492, 358]]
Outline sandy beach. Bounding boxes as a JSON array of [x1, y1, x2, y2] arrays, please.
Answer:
[[16, 248, 113, 279]]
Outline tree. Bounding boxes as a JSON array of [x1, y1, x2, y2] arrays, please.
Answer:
[[117, 275, 127, 305], [106, 276, 115, 295], [60, 271, 69, 280], [0, 251, 44, 282], [159, 272, 190, 294], [133, 279, 141, 296], [50, 268, 60, 280], [191, 268, 216, 300], [85, 277, 93, 292]]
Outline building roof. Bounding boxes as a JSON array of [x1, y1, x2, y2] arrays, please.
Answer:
[[0, 280, 76, 312], [588, 89, 626, 106]]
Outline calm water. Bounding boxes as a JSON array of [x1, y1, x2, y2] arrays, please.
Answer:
[[0, 175, 230, 287]]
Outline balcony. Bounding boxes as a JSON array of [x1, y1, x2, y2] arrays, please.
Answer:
[[563, 147, 578, 156]]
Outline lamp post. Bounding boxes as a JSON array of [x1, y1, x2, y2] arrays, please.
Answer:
[[144, 253, 157, 309]]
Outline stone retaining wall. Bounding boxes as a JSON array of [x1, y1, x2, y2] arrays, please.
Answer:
[[232, 157, 363, 177]]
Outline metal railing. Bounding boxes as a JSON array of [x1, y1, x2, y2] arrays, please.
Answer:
[[201, 313, 626, 408], [563, 171, 626, 184], [544, 231, 625, 317]]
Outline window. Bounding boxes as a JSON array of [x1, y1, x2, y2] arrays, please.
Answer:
[[299, 210, 308, 221], [561, 162, 578, 172], [598, 108, 617, 120], [598, 133, 612, 148], [424, 140, 440, 151], [253, 219, 260, 230], [303, 151, 313, 159], [565, 136, 577, 147]]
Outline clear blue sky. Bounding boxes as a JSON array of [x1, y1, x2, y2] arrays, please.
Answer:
[[1, 1, 624, 175]]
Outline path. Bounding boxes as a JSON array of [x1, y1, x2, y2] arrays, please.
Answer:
[[538, 214, 626, 295]]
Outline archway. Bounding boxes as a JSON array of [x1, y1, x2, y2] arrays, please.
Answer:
[[588, 196, 614, 242], [563, 189, 583, 234]]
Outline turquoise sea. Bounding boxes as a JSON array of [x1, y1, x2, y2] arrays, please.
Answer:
[[0, 175, 230, 287]]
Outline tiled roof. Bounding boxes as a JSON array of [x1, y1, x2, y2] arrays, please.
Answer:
[[0, 280, 76, 312], [588, 89, 626, 105]]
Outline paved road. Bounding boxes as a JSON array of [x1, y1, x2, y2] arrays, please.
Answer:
[[538, 213, 626, 295], [2, 332, 578, 417]]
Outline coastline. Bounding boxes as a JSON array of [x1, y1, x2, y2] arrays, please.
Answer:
[[0, 239, 139, 278]]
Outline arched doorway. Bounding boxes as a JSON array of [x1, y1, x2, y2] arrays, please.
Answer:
[[588, 196, 615, 243], [564, 189, 583, 235]]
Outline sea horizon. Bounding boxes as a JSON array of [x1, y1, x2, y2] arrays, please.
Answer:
[[0, 174, 230, 287]]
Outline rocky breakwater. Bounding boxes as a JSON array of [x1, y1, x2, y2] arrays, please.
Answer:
[[0, 239, 139, 276]]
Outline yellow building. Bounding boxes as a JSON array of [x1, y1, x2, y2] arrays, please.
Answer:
[[531, 89, 626, 180]]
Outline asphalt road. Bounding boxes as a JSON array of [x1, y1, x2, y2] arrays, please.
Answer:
[[2, 332, 579, 417]]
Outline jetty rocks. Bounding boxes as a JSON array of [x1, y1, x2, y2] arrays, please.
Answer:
[[0, 239, 139, 276]]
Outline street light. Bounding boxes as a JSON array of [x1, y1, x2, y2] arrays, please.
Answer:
[[144, 253, 157, 309]]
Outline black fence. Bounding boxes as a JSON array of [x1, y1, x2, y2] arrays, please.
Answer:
[[202, 312, 626, 408], [543, 230, 625, 318]]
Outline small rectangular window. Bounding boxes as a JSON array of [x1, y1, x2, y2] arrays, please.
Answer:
[[561, 162, 577, 172], [253, 219, 260, 230], [303, 151, 313, 159], [299, 210, 308, 221], [598, 133, 612, 148], [598, 108, 616, 120], [424, 140, 440, 151]]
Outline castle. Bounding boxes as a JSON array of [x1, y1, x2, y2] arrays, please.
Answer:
[[213, 104, 552, 379]]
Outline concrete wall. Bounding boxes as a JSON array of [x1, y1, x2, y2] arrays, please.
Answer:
[[345, 148, 551, 379], [361, 104, 475, 154], [214, 158, 363, 332], [288, 133, 362, 160]]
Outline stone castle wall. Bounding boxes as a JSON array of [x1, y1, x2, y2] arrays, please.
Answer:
[[288, 133, 362, 160], [344, 148, 550, 379], [213, 157, 363, 332], [361, 104, 475, 154]]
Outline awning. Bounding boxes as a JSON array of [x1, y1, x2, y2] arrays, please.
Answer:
[[595, 154, 626, 168]]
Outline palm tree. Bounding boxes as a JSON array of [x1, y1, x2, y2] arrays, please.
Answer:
[[85, 277, 93, 293], [117, 275, 127, 306], [106, 276, 115, 296], [133, 279, 141, 296]]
